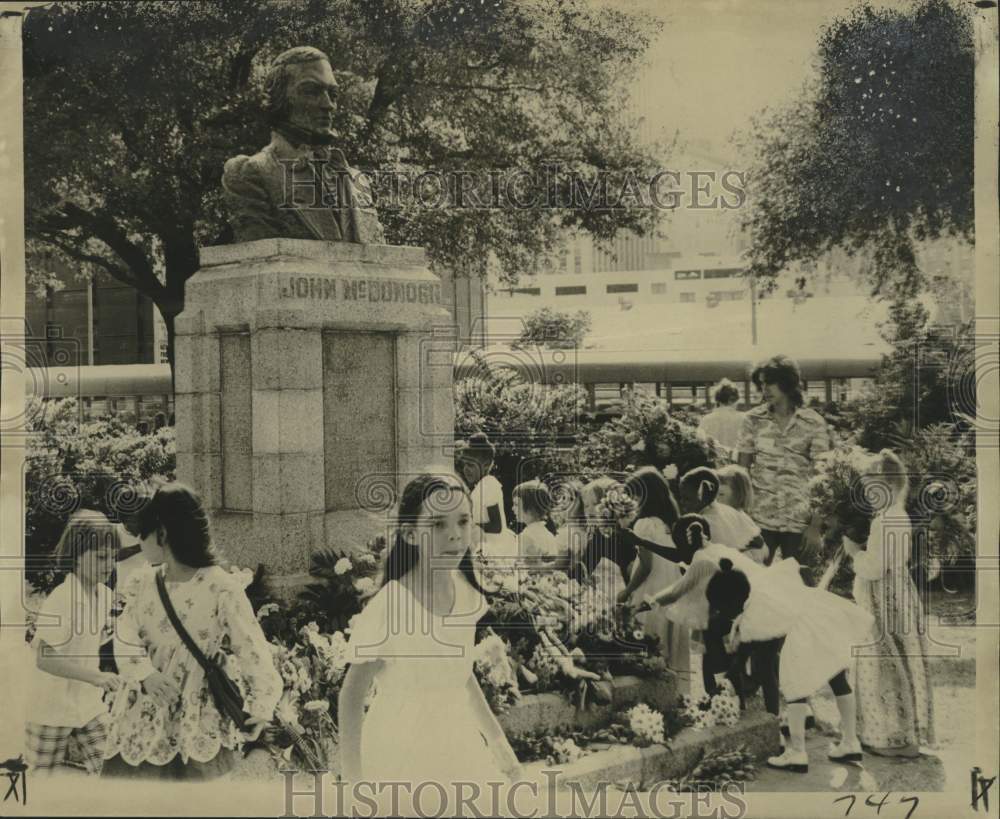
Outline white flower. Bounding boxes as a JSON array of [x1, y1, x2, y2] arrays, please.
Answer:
[[631, 440, 646, 452], [275, 692, 303, 732], [256, 602, 280, 621], [627, 703, 666, 745], [661, 464, 679, 480], [303, 699, 330, 713], [334, 557, 353, 575], [354, 577, 376, 595]]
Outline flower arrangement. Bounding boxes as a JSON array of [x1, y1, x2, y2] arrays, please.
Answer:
[[509, 700, 688, 765], [625, 702, 666, 746], [258, 621, 346, 770], [579, 388, 724, 477], [808, 444, 876, 556], [681, 680, 741, 730], [473, 631, 522, 714], [295, 537, 386, 634], [664, 745, 758, 791], [595, 484, 638, 524]]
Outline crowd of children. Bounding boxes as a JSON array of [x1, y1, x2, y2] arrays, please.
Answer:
[[24, 423, 934, 785]]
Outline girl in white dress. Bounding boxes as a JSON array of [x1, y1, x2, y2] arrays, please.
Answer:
[[679, 467, 768, 563], [620, 467, 690, 678], [511, 480, 563, 562], [457, 433, 518, 560], [338, 471, 520, 807], [637, 516, 766, 700], [706, 553, 875, 774]]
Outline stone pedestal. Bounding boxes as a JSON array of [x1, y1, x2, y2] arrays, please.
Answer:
[[175, 239, 456, 587]]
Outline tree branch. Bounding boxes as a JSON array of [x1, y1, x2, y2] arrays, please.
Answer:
[[34, 233, 140, 292], [39, 203, 162, 297]]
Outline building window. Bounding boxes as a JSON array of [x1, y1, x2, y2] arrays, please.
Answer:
[[704, 268, 743, 279], [574, 249, 582, 275], [651, 283, 667, 294], [606, 283, 638, 294], [512, 287, 541, 296], [555, 285, 586, 296], [680, 292, 696, 303], [675, 270, 701, 280]]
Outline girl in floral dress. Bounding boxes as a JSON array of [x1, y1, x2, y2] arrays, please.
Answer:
[[621, 467, 690, 679], [103, 483, 282, 780], [844, 449, 935, 757], [338, 471, 520, 811]]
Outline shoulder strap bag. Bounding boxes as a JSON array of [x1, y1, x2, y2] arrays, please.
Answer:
[[155, 571, 251, 732]]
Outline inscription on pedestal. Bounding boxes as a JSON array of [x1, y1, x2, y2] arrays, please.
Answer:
[[279, 276, 442, 305]]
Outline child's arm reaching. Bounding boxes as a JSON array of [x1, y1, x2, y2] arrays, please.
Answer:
[[620, 543, 653, 604], [622, 527, 685, 564], [35, 641, 120, 691], [338, 660, 382, 782], [466, 676, 521, 778], [640, 559, 714, 610]]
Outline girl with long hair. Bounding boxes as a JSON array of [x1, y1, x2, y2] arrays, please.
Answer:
[[844, 449, 935, 757], [620, 467, 690, 677], [102, 483, 282, 780], [338, 470, 520, 800]]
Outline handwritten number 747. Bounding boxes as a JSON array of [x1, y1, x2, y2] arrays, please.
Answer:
[[834, 794, 919, 819]]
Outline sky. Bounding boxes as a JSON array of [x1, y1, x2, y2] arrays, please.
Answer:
[[609, 0, 916, 161]]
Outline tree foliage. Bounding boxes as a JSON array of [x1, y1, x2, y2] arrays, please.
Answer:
[[739, 0, 974, 298], [514, 307, 592, 350], [842, 300, 976, 450], [23, 0, 663, 362]]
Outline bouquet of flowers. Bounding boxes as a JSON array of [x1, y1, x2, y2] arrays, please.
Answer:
[[257, 621, 347, 770], [681, 680, 741, 730], [473, 631, 522, 714], [595, 483, 638, 524], [296, 538, 385, 633], [580, 388, 724, 476], [807, 444, 877, 588], [625, 702, 666, 746]]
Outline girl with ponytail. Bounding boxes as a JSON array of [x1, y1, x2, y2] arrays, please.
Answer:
[[636, 514, 766, 700], [704, 550, 875, 774], [679, 467, 768, 564], [339, 470, 521, 802], [842, 448, 935, 757]]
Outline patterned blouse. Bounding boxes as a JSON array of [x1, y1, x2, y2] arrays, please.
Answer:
[[736, 404, 831, 532], [106, 565, 282, 766]]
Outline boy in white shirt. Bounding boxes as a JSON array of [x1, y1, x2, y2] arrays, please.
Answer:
[[25, 510, 122, 775]]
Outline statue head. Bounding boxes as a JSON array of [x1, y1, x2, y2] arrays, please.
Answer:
[[263, 46, 338, 137]]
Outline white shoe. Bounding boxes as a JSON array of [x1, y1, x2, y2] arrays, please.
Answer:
[[828, 739, 863, 763], [766, 748, 808, 774]]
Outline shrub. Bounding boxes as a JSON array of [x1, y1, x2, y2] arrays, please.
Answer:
[[25, 397, 175, 590], [577, 388, 724, 478]]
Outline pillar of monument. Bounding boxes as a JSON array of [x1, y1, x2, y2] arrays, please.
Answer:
[[174, 238, 456, 588]]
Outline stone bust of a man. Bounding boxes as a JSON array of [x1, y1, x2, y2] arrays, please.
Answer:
[[222, 46, 385, 244]]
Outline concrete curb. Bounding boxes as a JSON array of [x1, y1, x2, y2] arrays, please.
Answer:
[[521, 710, 781, 789], [497, 674, 680, 737]]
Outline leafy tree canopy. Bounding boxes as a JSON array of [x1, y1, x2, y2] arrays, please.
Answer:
[[514, 307, 592, 349], [24, 0, 664, 360], [739, 0, 974, 299]]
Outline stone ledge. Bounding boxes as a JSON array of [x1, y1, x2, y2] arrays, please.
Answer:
[[230, 709, 780, 790], [200, 239, 427, 269], [498, 675, 680, 737], [522, 709, 781, 790]]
